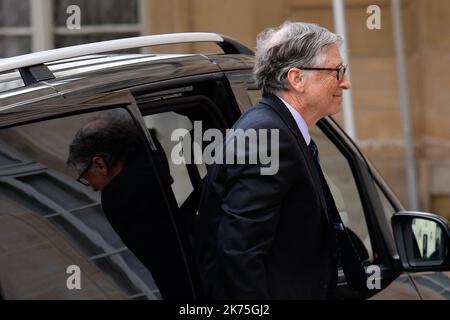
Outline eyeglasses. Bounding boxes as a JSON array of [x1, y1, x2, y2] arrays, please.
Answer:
[[76, 160, 93, 186], [75, 153, 111, 186], [298, 64, 347, 81]]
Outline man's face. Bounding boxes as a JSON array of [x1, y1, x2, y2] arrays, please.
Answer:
[[77, 156, 115, 191], [303, 44, 351, 118]]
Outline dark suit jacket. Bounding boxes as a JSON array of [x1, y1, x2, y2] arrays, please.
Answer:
[[195, 95, 338, 299], [101, 146, 194, 300]]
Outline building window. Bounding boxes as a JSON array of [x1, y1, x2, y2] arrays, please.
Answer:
[[0, 0, 31, 57], [0, 0, 145, 58], [53, 0, 140, 52]]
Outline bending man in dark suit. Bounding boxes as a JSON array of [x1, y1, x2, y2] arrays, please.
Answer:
[[67, 112, 194, 299], [195, 21, 366, 299]]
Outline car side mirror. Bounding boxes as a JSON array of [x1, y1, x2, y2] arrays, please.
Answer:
[[392, 211, 450, 271]]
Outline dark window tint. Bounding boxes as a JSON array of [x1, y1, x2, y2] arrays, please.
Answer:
[[0, 108, 190, 299]]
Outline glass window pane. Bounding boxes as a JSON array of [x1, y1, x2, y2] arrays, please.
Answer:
[[411, 218, 446, 262], [0, 0, 30, 27], [0, 36, 31, 58], [0, 148, 20, 166], [247, 89, 262, 106], [17, 172, 93, 210], [46, 215, 105, 256], [93, 256, 141, 296], [0, 182, 55, 217], [72, 205, 125, 250], [0, 107, 190, 299], [311, 126, 373, 263], [53, 0, 138, 26], [118, 250, 161, 299], [375, 182, 397, 224], [144, 112, 195, 207]]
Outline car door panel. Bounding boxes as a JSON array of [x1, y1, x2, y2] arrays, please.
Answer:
[[369, 274, 421, 299], [410, 272, 450, 299]]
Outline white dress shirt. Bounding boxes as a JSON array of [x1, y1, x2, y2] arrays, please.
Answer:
[[277, 96, 311, 146]]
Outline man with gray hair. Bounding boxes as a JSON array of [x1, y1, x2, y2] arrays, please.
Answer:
[[196, 21, 367, 299], [67, 113, 194, 299]]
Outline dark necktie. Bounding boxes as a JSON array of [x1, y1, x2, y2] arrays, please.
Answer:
[[308, 139, 368, 297]]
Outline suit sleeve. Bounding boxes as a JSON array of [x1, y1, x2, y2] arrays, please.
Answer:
[[102, 169, 193, 299], [215, 122, 300, 299]]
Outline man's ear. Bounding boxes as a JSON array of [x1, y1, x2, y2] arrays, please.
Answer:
[[92, 156, 109, 175], [286, 67, 306, 93]]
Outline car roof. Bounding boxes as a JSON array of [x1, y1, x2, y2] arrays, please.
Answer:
[[0, 32, 253, 73], [0, 53, 254, 110], [0, 33, 255, 110]]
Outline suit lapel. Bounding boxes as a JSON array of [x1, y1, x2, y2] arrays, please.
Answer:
[[259, 95, 330, 223]]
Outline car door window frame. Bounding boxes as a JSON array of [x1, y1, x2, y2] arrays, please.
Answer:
[[317, 118, 403, 285], [136, 89, 232, 298]]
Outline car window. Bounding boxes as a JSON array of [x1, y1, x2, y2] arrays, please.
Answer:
[[375, 182, 397, 223], [247, 89, 262, 107], [138, 94, 232, 299], [0, 108, 191, 300], [143, 111, 207, 207], [310, 126, 374, 264], [139, 94, 228, 214]]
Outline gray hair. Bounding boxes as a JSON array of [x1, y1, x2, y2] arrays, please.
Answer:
[[254, 21, 343, 95], [67, 111, 140, 170]]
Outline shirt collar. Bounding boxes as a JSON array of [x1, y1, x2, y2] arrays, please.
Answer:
[[277, 95, 311, 145]]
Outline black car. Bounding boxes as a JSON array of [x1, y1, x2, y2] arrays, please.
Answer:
[[0, 33, 449, 300]]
